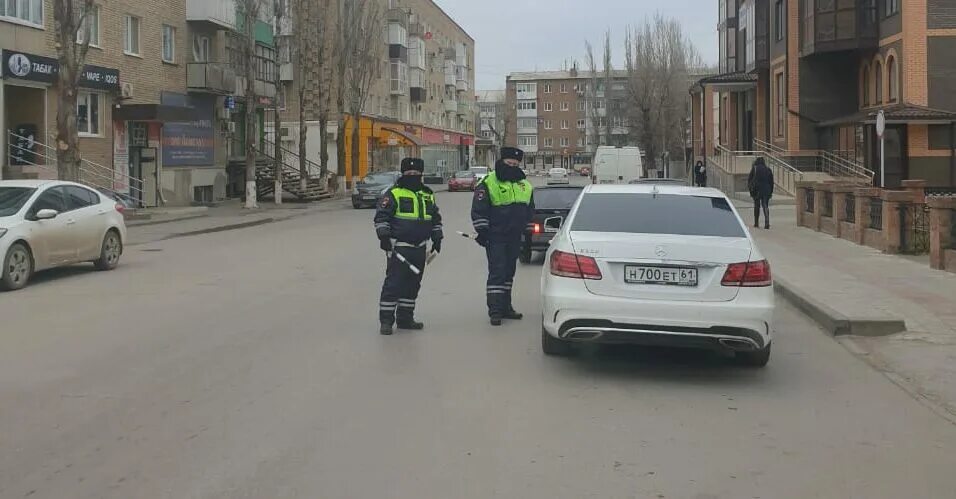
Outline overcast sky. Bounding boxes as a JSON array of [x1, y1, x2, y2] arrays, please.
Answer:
[[435, 0, 718, 90]]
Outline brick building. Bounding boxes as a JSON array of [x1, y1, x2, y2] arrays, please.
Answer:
[[504, 68, 630, 171], [691, 0, 956, 188]]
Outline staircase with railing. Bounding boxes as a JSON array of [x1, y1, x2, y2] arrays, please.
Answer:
[[753, 139, 805, 196], [6, 130, 146, 207], [252, 139, 332, 201]]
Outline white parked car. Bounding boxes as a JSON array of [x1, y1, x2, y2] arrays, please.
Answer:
[[547, 167, 570, 185], [471, 166, 489, 182], [0, 180, 128, 291], [540, 184, 774, 366]]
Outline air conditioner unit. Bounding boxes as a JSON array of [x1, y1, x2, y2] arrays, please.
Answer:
[[121, 83, 134, 99], [279, 127, 294, 141]]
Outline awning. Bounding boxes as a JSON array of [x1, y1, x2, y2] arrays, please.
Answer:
[[113, 104, 199, 122], [817, 103, 956, 128], [379, 126, 424, 147], [692, 72, 758, 92]]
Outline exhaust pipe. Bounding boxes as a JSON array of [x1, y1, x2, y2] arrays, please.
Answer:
[[564, 330, 603, 341], [719, 338, 756, 351]]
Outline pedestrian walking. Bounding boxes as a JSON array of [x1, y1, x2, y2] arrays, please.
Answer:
[[471, 147, 535, 326], [374, 158, 443, 335], [748, 157, 775, 229], [694, 160, 707, 187]]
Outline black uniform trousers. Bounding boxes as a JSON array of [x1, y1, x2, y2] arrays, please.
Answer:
[[379, 244, 427, 325], [485, 240, 521, 318]]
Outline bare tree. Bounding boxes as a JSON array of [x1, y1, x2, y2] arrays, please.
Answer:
[[602, 31, 614, 144], [272, 0, 284, 204], [237, 0, 264, 208], [340, 0, 384, 186], [584, 41, 602, 151], [52, 0, 95, 181], [624, 14, 700, 174]]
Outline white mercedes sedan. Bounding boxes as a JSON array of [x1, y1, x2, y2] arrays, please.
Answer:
[[1, 180, 127, 291], [540, 184, 774, 367]]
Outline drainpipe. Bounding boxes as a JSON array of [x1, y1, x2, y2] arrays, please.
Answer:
[[950, 121, 955, 187]]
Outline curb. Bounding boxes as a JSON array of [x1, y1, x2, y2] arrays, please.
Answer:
[[127, 214, 208, 228], [161, 217, 277, 240], [774, 277, 906, 337]]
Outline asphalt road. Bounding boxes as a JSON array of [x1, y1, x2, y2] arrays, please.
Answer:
[[2, 176, 956, 499]]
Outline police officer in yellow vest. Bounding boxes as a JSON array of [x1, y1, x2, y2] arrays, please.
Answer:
[[374, 158, 443, 335], [471, 147, 535, 326]]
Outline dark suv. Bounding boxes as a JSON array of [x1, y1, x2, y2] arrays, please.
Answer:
[[520, 185, 584, 263]]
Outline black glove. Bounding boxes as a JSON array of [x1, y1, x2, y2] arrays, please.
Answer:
[[475, 233, 489, 248], [432, 239, 442, 254], [379, 237, 392, 252]]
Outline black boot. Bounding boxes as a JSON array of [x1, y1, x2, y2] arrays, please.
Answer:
[[490, 317, 503, 326], [397, 320, 424, 330], [503, 310, 524, 320], [380, 323, 393, 335]]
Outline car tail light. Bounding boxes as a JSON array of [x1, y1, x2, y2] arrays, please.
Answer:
[[114, 203, 126, 214], [721, 260, 772, 287], [532, 223, 542, 234], [550, 250, 602, 280]]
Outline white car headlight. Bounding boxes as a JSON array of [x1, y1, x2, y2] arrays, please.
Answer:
[[381, 187, 391, 195]]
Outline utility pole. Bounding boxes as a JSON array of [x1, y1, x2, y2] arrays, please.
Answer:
[[273, 0, 284, 204]]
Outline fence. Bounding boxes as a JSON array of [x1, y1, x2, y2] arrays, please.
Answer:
[[822, 191, 833, 218], [951, 210, 956, 250], [805, 187, 815, 213], [844, 194, 856, 223], [869, 198, 883, 230]]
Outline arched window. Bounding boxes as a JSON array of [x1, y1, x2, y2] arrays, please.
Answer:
[[886, 55, 898, 102], [862, 64, 870, 106], [874, 61, 883, 105]]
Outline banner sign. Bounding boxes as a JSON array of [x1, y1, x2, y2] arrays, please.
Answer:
[[162, 100, 215, 166], [2, 49, 119, 90]]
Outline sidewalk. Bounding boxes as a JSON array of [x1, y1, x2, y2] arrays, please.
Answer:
[[736, 199, 956, 423]]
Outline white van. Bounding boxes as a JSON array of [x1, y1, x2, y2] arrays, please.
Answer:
[[592, 146, 644, 184]]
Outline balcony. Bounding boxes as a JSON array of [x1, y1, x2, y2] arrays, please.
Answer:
[[801, 0, 878, 57], [457, 101, 471, 116], [456, 67, 468, 92], [444, 98, 457, 113], [390, 61, 408, 96], [235, 76, 276, 100], [444, 60, 456, 87], [187, 0, 237, 29], [187, 63, 237, 94], [410, 87, 426, 103]]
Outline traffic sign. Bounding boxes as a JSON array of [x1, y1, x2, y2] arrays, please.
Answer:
[[876, 110, 886, 138]]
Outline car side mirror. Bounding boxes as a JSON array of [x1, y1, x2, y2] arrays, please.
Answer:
[[35, 209, 59, 220], [544, 216, 563, 231]]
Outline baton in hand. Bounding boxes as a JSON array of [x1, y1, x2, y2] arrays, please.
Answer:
[[387, 250, 422, 275]]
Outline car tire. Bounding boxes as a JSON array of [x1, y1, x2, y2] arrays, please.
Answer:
[[519, 244, 532, 264], [1, 242, 33, 291], [735, 343, 771, 368], [542, 326, 571, 356], [93, 230, 122, 271], [352, 200, 362, 209]]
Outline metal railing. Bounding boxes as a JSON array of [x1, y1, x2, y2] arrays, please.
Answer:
[[844, 194, 856, 223], [899, 203, 931, 255], [753, 138, 804, 196], [869, 198, 883, 230], [819, 150, 874, 182], [805, 188, 815, 213], [7, 130, 145, 206], [822, 191, 833, 218], [927, 187, 956, 197]]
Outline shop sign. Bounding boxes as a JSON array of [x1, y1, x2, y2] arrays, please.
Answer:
[[162, 100, 215, 166], [112, 122, 130, 193], [2, 49, 120, 90]]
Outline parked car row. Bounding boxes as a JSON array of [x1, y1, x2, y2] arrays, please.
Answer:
[[1, 180, 127, 291]]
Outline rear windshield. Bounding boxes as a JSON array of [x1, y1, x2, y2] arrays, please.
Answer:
[[454, 171, 475, 178], [570, 193, 746, 237], [364, 173, 398, 184], [471, 167, 488, 174], [0, 187, 36, 217], [535, 188, 582, 210]]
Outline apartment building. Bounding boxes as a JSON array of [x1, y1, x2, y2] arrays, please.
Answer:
[[475, 89, 505, 166], [280, 0, 476, 181], [504, 68, 630, 171], [692, 0, 956, 188], [1, 0, 200, 205]]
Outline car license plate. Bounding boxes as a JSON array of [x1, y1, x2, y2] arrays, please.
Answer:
[[363, 195, 377, 200], [624, 266, 698, 286]]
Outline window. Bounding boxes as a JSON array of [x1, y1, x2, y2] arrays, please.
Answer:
[[774, 72, 785, 137], [256, 44, 277, 82], [544, 137, 554, 147], [0, 187, 37, 217], [63, 186, 98, 211], [561, 120, 569, 129], [774, 0, 784, 42], [162, 25, 176, 63], [516, 83, 536, 93], [544, 84, 552, 93], [862, 64, 870, 106], [577, 119, 586, 129], [518, 118, 538, 129], [517, 100, 536, 111], [125, 15, 142, 55], [577, 101, 586, 112], [596, 99, 605, 109], [561, 102, 569, 111], [886, 56, 898, 102], [874, 61, 883, 104], [0, 0, 42, 25], [77, 92, 101, 136], [560, 83, 568, 93], [544, 120, 553, 129], [518, 135, 537, 147], [543, 102, 553, 112], [885, 0, 899, 16], [577, 137, 584, 147], [77, 5, 100, 46], [193, 35, 211, 62], [31, 188, 66, 215], [571, 194, 747, 238], [560, 137, 570, 147], [535, 187, 583, 209]]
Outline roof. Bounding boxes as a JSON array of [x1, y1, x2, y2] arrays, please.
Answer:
[[817, 103, 956, 127], [584, 184, 727, 197], [508, 69, 629, 81], [690, 72, 757, 92], [0, 179, 55, 188], [476, 89, 505, 102]]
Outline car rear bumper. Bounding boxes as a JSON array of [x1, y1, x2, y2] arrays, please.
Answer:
[[541, 276, 774, 350], [524, 232, 556, 251]]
